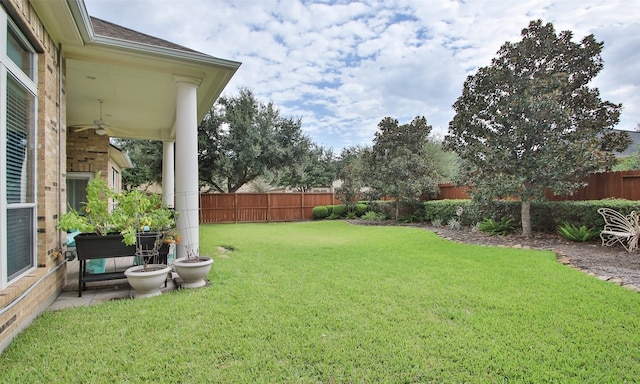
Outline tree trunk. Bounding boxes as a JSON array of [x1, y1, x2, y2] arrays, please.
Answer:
[[521, 200, 532, 237]]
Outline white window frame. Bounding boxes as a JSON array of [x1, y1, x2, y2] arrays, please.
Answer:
[[66, 172, 94, 212], [111, 167, 120, 193], [0, 10, 38, 288]]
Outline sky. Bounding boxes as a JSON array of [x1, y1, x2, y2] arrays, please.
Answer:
[[84, 0, 640, 152]]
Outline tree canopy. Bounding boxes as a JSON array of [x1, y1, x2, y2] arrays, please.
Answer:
[[364, 116, 441, 219], [444, 20, 630, 236], [198, 88, 309, 192], [334, 146, 367, 212], [276, 140, 335, 192], [115, 139, 163, 191], [613, 126, 640, 171], [614, 146, 640, 171]]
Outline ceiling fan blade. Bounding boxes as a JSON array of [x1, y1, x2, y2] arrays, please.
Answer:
[[73, 126, 94, 132], [101, 126, 130, 137], [70, 121, 111, 133], [69, 100, 112, 134], [94, 120, 111, 129]]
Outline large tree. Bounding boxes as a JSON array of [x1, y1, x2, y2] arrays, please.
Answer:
[[276, 140, 336, 192], [444, 20, 630, 237], [613, 125, 640, 171], [614, 147, 640, 171], [114, 139, 163, 191], [198, 88, 308, 192], [365, 116, 440, 219], [335, 146, 367, 213], [423, 139, 460, 183]]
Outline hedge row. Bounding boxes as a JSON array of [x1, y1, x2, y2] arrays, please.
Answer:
[[312, 198, 640, 232], [423, 199, 640, 232], [312, 203, 369, 220]]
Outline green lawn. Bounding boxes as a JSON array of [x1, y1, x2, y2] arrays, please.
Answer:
[[1, 221, 639, 383]]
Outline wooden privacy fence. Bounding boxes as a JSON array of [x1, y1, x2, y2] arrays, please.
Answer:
[[433, 170, 640, 201], [199, 193, 338, 223], [199, 171, 640, 223], [437, 183, 473, 200], [546, 170, 640, 201]]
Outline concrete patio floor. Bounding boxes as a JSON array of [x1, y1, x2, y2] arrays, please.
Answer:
[[48, 256, 177, 311]]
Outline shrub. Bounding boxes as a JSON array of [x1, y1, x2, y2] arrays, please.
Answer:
[[400, 204, 427, 223], [312, 206, 329, 220], [531, 200, 640, 231], [424, 200, 477, 226], [557, 222, 599, 242], [363, 200, 395, 218], [478, 217, 515, 236], [398, 201, 427, 220], [423, 199, 640, 233], [331, 204, 347, 218], [354, 203, 368, 217], [326, 205, 334, 215], [361, 211, 386, 221], [447, 217, 462, 230]]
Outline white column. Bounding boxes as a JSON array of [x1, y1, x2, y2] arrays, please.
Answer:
[[162, 140, 175, 208], [174, 75, 201, 258]]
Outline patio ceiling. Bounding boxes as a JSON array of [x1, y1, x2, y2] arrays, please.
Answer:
[[32, 0, 240, 141], [65, 58, 182, 140]]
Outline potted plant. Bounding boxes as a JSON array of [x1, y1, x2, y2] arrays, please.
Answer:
[[58, 173, 179, 298], [124, 230, 172, 298], [58, 174, 131, 280], [58, 174, 116, 236], [112, 188, 177, 298], [110, 188, 176, 246], [172, 244, 214, 289]]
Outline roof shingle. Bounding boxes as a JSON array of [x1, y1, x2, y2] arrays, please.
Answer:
[[618, 130, 640, 157], [90, 16, 201, 55]]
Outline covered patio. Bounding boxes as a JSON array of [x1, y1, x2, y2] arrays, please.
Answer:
[[34, 2, 241, 259]]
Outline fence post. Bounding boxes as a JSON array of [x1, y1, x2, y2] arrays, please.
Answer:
[[234, 193, 238, 224], [267, 193, 271, 223]]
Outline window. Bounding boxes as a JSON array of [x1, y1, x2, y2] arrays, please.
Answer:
[[111, 167, 120, 193], [66, 173, 92, 212], [1, 11, 37, 286], [6, 26, 34, 80]]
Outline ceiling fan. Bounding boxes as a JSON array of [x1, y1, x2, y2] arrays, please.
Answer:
[[71, 99, 111, 135]]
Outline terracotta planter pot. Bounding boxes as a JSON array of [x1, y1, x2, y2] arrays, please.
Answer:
[[173, 257, 213, 289], [125, 264, 171, 298]]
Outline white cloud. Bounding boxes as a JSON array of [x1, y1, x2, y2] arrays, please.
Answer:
[[85, 0, 640, 150]]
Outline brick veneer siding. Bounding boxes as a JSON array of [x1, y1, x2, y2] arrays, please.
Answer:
[[0, 0, 68, 352], [67, 131, 112, 176]]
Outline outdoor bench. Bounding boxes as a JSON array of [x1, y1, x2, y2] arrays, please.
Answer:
[[597, 208, 639, 253]]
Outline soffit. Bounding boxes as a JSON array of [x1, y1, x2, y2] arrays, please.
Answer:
[[31, 0, 240, 141]]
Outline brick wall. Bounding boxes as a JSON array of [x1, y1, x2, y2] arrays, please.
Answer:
[[66, 130, 112, 176], [0, 0, 68, 352]]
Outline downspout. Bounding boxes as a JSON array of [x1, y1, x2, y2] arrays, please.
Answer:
[[57, 43, 63, 252]]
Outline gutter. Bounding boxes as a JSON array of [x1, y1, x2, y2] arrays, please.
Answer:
[[66, 0, 241, 70]]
